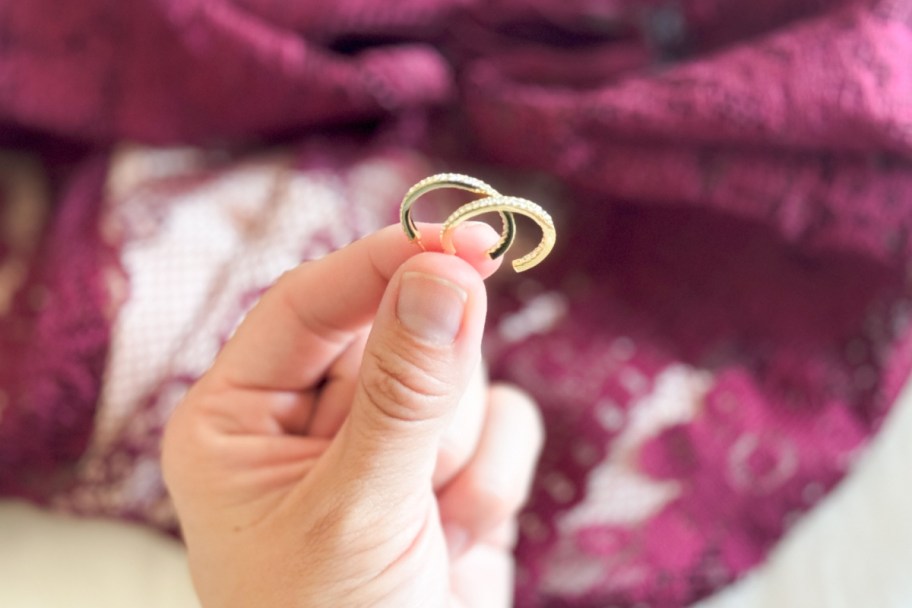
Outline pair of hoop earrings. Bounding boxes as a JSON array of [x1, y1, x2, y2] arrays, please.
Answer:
[[400, 173, 556, 273]]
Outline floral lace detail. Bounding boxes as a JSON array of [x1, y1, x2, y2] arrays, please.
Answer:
[[486, 200, 906, 606], [46, 143, 430, 528], [0, 153, 118, 498]]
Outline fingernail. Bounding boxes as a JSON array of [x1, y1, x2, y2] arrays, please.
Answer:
[[397, 272, 467, 345], [443, 523, 469, 560]]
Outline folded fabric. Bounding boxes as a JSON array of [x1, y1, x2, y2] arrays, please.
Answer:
[[1, 1, 911, 606]]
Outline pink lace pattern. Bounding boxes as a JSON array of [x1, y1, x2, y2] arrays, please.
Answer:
[[2, 1, 912, 606]]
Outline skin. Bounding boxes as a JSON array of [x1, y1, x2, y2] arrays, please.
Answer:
[[162, 222, 544, 607]]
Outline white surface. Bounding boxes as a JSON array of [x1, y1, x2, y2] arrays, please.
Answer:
[[0, 502, 199, 608], [2, 385, 912, 608]]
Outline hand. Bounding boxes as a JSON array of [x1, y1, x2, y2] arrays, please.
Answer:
[[162, 223, 544, 607]]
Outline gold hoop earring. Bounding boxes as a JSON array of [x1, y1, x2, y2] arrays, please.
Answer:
[[441, 195, 555, 273], [400, 173, 516, 260]]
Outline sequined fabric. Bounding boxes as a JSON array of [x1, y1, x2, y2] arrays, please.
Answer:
[[2, 1, 912, 606]]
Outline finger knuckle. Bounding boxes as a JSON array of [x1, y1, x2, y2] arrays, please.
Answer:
[[434, 437, 467, 484], [492, 384, 545, 454], [437, 437, 466, 472], [464, 473, 520, 524], [361, 347, 455, 422]]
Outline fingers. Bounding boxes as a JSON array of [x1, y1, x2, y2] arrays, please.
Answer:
[[305, 328, 370, 438], [270, 335, 490, 486], [438, 384, 544, 560], [210, 222, 502, 392], [433, 362, 487, 489], [332, 250, 490, 506]]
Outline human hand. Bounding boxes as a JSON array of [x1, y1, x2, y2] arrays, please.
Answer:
[[162, 223, 544, 607]]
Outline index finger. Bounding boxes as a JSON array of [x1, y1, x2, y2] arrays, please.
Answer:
[[209, 222, 503, 392]]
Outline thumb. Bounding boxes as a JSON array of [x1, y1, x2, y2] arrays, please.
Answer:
[[338, 251, 487, 504]]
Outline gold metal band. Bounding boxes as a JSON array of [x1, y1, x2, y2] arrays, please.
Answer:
[[440, 195, 556, 273], [399, 173, 516, 260], [400, 173, 556, 273]]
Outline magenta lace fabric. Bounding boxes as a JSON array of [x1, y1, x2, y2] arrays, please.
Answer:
[[2, 1, 912, 606]]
